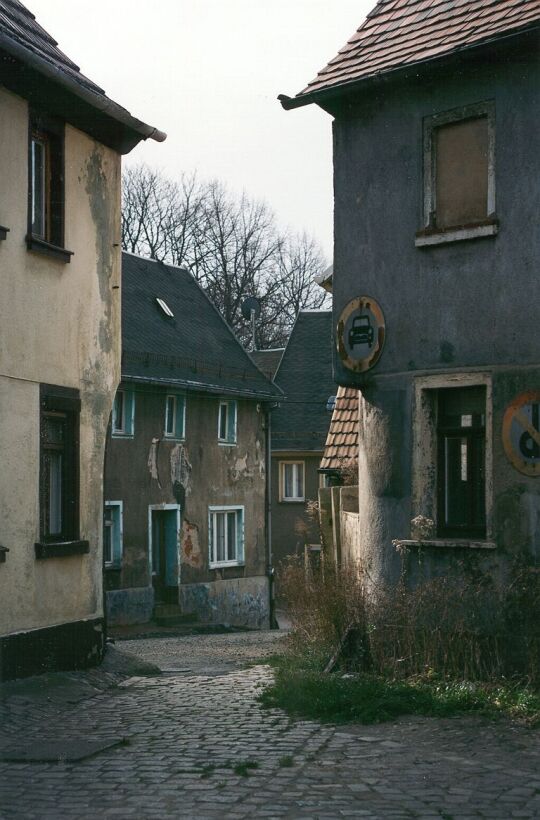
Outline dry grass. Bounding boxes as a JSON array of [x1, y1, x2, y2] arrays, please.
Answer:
[[277, 556, 540, 684]]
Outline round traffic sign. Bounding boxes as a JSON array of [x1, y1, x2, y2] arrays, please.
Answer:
[[502, 390, 540, 477], [336, 296, 385, 373]]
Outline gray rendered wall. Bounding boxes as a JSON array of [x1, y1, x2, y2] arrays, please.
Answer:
[[330, 40, 540, 582]]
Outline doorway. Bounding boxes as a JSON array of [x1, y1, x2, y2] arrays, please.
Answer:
[[149, 506, 180, 604]]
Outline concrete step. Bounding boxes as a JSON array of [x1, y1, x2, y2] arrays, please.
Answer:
[[153, 607, 199, 627]]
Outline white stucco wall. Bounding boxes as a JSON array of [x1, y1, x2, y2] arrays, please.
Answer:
[[0, 85, 121, 636]]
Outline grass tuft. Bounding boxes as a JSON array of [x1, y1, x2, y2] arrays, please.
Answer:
[[233, 759, 260, 777], [259, 661, 540, 726]]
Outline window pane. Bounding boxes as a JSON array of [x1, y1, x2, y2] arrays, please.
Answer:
[[48, 452, 63, 536], [296, 464, 304, 498], [219, 404, 228, 440], [227, 512, 237, 561], [284, 464, 293, 498], [103, 508, 113, 564], [44, 415, 64, 446], [165, 396, 175, 435], [114, 391, 124, 431], [32, 137, 46, 237], [216, 513, 225, 562], [435, 116, 488, 228]]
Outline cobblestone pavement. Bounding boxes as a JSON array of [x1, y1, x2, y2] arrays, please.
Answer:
[[1, 631, 540, 819]]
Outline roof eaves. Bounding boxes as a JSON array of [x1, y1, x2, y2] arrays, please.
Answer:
[[0, 29, 166, 150], [121, 374, 283, 401], [279, 21, 540, 111]]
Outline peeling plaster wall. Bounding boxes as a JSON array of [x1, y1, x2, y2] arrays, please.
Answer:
[[271, 453, 322, 568], [330, 46, 540, 581], [104, 391, 268, 625], [0, 86, 121, 637]]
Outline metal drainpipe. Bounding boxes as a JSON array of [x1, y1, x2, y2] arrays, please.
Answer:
[[264, 404, 277, 629]]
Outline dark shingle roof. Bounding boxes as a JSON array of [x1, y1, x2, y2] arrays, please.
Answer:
[[0, 0, 165, 152], [282, 0, 540, 107], [272, 311, 335, 451], [320, 387, 359, 471], [249, 349, 285, 381], [121, 253, 281, 401]]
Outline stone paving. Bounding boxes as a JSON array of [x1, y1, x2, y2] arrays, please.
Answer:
[[1, 630, 540, 819]]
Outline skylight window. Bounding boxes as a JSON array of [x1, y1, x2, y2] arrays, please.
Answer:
[[156, 297, 174, 318]]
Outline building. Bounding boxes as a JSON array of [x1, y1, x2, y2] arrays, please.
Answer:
[[0, 1, 164, 679], [281, 0, 540, 582], [103, 252, 282, 629], [268, 311, 335, 572]]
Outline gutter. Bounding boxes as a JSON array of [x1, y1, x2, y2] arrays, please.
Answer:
[[0, 32, 166, 145], [279, 23, 540, 111]]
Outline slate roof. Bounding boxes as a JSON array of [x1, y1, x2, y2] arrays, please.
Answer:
[[0, 0, 164, 151], [121, 253, 281, 401], [282, 0, 540, 107], [320, 387, 359, 471], [272, 311, 335, 451], [249, 349, 285, 381]]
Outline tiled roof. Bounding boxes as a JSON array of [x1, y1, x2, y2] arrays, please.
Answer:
[[272, 311, 335, 451], [0, 0, 103, 93], [121, 253, 281, 401], [0, 0, 164, 151], [320, 387, 359, 471], [287, 0, 540, 104], [249, 349, 285, 381]]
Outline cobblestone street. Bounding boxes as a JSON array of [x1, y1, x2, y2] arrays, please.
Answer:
[[1, 630, 540, 819]]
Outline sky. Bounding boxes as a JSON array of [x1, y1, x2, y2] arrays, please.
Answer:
[[31, 1, 374, 259]]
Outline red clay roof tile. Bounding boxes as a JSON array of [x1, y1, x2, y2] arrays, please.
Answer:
[[320, 386, 359, 471], [292, 0, 540, 102]]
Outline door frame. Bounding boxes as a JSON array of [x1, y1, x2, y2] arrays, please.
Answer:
[[148, 504, 181, 590]]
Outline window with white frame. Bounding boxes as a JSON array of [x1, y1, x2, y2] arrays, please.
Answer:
[[112, 389, 135, 437], [103, 501, 123, 567], [218, 399, 237, 444], [164, 394, 185, 439], [209, 506, 244, 567], [280, 461, 305, 502]]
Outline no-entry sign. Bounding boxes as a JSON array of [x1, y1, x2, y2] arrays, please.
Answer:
[[502, 390, 540, 477]]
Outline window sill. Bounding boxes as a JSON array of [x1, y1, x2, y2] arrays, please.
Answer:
[[112, 432, 134, 439], [415, 219, 499, 247], [218, 441, 237, 447], [163, 435, 186, 443], [394, 538, 496, 550], [0, 225, 9, 241], [105, 562, 122, 571], [35, 540, 89, 559], [0, 545, 9, 564], [26, 235, 74, 263], [280, 498, 306, 504], [209, 561, 245, 570]]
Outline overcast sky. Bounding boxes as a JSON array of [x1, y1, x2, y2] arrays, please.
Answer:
[[31, 1, 373, 259]]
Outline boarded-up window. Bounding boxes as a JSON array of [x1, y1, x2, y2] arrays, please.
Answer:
[[435, 116, 488, 229]]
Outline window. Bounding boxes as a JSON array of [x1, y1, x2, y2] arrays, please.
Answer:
[[280, 461, 305, 502], [156, 297, 174, 318], [164, 394, 185, 439], [417, 101, 496, 246], [437, 387, 486, 538], [103, 501, 123, 567], [39, 385, 80, 543], [112, 389, 135, 437], [28, 113, 72, 261], [218, 400, 237, 444], [209, 506, 244, 567]]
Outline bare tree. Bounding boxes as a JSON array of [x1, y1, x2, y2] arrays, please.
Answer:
[[122, 164, 329, 348]]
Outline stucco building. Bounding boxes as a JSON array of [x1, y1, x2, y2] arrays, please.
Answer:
[[281, 0, 540, 582], [104, 253, 281, 629], [0, 1, 163, 679], [266, 311, 335, 572]]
